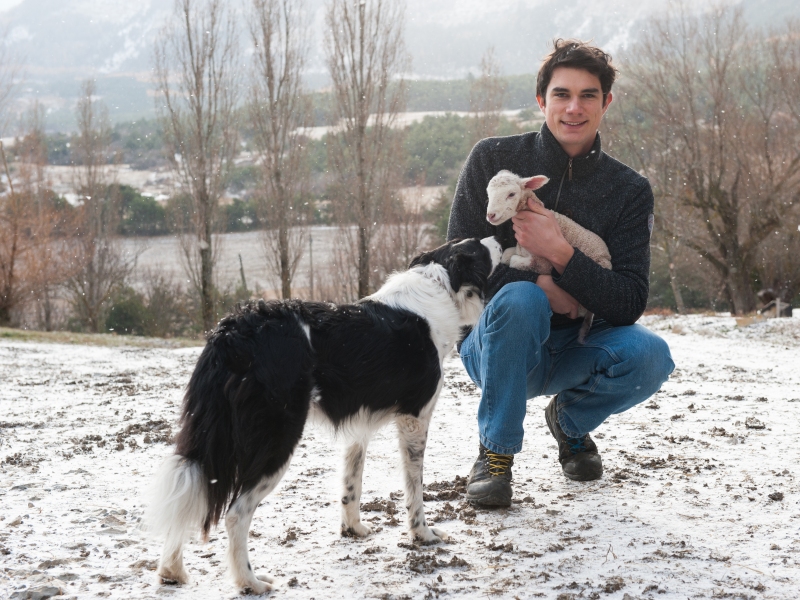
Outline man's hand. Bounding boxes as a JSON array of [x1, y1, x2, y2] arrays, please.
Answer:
[[512, 198, 574, 273], [537, 275, 580, 318]]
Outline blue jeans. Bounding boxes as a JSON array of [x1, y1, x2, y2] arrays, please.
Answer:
[[459, 282, 675, 455]]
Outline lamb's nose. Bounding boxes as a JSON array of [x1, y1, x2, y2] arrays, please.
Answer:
[[486, 213, 496, 223]]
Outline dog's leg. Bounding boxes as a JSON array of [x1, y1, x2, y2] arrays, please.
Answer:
[[341, 441, 372, 537], [396, 414, 448, 544], [226, 461, 291, 594], [147, 456, 208, 585], [158, 544, 189, 585]]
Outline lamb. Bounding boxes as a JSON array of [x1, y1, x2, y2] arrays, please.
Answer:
[[485, 169, 612, 343]]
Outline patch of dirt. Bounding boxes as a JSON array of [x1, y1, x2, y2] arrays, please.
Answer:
[[405, 548, 470, 574], [112, 419, 173, 450]]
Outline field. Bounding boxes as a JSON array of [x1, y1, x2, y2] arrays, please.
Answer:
[[1, 314, 799, 599]]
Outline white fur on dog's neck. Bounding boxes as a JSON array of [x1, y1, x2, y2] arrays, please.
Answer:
[[367, 263, 481, 361]]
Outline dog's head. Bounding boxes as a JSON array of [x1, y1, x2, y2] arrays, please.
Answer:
[[409, 237, 501, 325]]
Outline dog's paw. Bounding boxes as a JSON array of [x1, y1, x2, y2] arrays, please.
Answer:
[[239, 575, 273, 595], [341, 522, 372, 538], [414, 526, 447, 545], [157, 566, 188, 585]]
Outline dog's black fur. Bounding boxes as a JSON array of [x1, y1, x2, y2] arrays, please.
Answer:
[[180, 300, 443, 533], [144, 237, 500, 593]]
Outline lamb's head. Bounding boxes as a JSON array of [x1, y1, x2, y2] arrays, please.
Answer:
[[486, 170, 550, 225]]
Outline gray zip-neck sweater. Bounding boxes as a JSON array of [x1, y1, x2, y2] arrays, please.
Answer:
[[447, 123, 654, 328]]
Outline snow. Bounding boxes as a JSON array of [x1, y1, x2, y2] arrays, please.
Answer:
[[1, 314, 799, 599]]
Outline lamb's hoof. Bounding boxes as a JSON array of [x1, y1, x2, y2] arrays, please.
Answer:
[[240, 574, 273, 595], [501, 248, 517, 264], [341, 522, 372, 538], [509, 255, 533, 270]]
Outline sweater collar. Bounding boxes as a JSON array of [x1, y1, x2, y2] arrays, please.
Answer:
[[535, 122, 603, 180]]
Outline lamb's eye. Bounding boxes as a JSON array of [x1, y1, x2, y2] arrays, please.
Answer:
[[507, 192, 516, 198]]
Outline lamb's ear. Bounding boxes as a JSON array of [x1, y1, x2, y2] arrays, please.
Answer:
[[523, 175, 550, 190]]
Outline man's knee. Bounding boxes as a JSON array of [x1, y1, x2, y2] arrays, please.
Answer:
[[644, 329, 674, 383], [624, 326, 675, 390], [487, 282, 551, 332]]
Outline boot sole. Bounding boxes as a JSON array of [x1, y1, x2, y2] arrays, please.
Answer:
[[465, 491, 512, 508], [562, 468, 603, 482]]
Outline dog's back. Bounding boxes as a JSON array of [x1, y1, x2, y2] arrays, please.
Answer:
[[304, 300, 441, 424]]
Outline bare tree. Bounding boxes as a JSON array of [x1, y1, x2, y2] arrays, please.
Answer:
[[324, 0, 409, 298], [15, 102, 67, 330], [756, 18, 800, 306], [0, 142, 26, 325], [605, 82, 692, 313], [469, 46, 507, 144], [63, 80, 133, 332], [0, 27, 24, 325], [373, 189, 435, 285], [248, 0, 312, 299], [154, 0, 239, 331], [607, 4, 800, 314]]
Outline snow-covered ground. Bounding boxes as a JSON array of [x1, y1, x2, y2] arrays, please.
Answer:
[[1, 314, 799, 599]]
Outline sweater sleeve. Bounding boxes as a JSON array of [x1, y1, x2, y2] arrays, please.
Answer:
[[448, 139, 539, 299], [447, 139, 495, 242], [552, 180, 653, 325]]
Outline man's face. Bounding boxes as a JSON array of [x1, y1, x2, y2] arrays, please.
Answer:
[[537, 67, 612, 158]]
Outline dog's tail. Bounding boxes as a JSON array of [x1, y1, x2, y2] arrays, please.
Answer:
[[154, 301, 314, 538], [142, 454, 209, 554]]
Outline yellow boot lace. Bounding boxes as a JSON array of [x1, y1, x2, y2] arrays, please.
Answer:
[[485, 451, 513, 476]]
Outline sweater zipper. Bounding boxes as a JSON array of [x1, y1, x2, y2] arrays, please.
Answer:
[[553, 158, 572, 213]]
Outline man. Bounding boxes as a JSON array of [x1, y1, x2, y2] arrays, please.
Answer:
[[447, 39, 675, 507]]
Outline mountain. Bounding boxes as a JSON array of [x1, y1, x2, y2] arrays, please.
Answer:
[[1, 0, 797, 131]]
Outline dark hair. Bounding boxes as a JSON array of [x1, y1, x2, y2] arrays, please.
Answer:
[[536, 39, 618, 106]]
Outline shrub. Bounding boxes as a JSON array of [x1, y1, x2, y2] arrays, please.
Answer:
[[116, 184, 168, 236], [105, 286, 148, 335]]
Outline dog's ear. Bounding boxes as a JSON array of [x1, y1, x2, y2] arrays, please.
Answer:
[[410, 239, 491, 294], [444, 253, 466, 293], [409, 249, 435, 269], [444, 241, 491, 294], [409, 239, 462, 269]]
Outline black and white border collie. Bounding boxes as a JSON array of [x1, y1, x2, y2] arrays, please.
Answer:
[[144, 237, 502, 593]]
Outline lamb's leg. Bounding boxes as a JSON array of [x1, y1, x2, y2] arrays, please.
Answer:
[[501, 246, 517, 265], [578, 311, 594, 344], [226, 462, 291, 594], [509, 253, 534, 269], [396, 414, 447, 544], [508, 245, 538, 270], [341, 441, 371, 537]]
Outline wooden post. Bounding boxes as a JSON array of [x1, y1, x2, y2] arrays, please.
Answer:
[[309, 231, 314, 300]]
